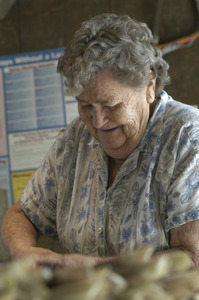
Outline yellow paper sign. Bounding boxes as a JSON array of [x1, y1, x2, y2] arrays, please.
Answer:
[[11, 170, 35, 203]]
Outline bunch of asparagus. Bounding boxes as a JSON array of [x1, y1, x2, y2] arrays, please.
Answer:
[[1, 247, 199, 300], [0, 257, 50, 300]]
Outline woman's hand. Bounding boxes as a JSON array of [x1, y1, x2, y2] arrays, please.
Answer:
[[10, 246, 66, 267], [13, 246, 113, 269]]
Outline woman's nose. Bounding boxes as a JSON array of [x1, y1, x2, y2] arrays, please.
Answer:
[[91, 106, 108, 128]]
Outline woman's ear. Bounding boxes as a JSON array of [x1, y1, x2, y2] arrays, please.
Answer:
[[147, 78, 156, 104]]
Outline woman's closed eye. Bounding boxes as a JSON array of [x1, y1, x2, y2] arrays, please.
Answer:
[[80, 103, 92, 110], [105, 103, 122, 111]]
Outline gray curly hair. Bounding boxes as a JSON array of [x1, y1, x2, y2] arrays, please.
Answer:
[[57, 13, 170, 98]]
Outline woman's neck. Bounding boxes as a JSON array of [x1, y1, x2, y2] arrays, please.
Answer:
[[107, 156, 125, 188]]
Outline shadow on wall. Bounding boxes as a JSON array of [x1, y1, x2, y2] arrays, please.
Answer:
[[0, 189, 10, 261]]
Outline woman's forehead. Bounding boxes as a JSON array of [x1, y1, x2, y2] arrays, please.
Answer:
[[76, 92, 117, 104]]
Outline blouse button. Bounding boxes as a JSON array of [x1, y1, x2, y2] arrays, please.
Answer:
[[97, 227, 102, 234]]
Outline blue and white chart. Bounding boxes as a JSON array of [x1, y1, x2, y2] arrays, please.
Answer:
[[0, 48, 78, 206]]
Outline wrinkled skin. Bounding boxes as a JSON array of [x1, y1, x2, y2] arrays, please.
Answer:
[[77, 70, 156, 161]]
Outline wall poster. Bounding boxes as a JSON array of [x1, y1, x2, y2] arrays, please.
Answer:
[[0, 48, 78, 207]]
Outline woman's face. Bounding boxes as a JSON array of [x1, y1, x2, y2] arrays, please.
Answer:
[[77, 70, 156, 161]]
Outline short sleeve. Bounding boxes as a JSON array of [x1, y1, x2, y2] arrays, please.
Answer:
[[165, 124, 199, 231], [20, 138, 59, 240]]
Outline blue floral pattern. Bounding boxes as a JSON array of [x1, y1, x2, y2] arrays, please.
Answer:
[[20, 91, 199, 256]]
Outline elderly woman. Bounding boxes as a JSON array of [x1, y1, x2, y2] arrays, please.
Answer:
[[1, 13, 199, 267]]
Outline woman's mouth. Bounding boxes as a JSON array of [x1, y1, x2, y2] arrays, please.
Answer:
[[99, 127, 119, 132]]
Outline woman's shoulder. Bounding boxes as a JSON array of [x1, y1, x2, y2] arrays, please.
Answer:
[[162, 92, 199, 124], [158, 92, 199, 150], [57, 117, 87, 140]]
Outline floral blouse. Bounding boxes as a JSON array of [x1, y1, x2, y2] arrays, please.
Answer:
[[20, 91, 199, 256]]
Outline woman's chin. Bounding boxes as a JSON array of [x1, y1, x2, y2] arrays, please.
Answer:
[[102, 143, 130, 160]]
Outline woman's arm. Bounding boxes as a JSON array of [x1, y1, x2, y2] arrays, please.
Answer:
[[1, 201, 115, 267], [1, 201, 39, 258], [169, 219, 199, 266], [1, 201, 68, 266]]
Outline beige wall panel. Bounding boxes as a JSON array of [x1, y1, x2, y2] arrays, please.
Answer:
[[165, 39, 199, 106], [0, 1, 19, 55], [109, 0, 156, 27], [17, 0, 110, 52]]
